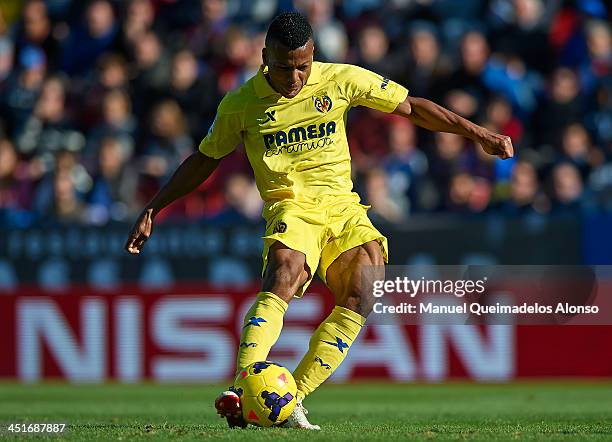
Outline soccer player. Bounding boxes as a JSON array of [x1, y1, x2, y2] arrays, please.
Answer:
[[125, 12, 513, 429]]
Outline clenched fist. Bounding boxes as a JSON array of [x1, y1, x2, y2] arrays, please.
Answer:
[[478, 131, 514, 160]]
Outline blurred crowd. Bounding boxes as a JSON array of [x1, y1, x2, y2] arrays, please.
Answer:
[[0, 0, 610, 228]]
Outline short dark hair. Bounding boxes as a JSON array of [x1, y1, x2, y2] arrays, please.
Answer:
[[265, 12, 313, 50]]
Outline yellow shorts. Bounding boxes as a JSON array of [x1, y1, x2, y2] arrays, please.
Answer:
[[261, 194, 388, 297]]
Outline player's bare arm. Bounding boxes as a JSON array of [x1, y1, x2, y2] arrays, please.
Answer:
[[124, 152, 220, 254], [393, 96, 514, 160]]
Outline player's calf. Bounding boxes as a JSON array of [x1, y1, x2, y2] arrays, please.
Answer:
[[292, 241, 382, 401]]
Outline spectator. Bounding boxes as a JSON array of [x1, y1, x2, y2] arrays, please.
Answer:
[[428, 131, 474, 208], [12, 0, 61, 71], [80, 52, 131, 129], [348, 108, 393, 173], [560, 123, 602, 178], [131, 30, 171, 114], [49, 148, 93, 194], [140, 99, 193, 187], [60, 0, 120, 76], [550, 162, 590, 215], [498, 160, 547, 216], [444, 30, 491, 111], [0, 138, 33, 212], [235, 31, 265, 85], [364, 168, 407, 224], [86, 89, 136, 166], [579, 20, 611, 95], [485, 95, 524, 145], [187, 0, 230, 61], [534, 67, 584, 147], [96, 53, 130, 90], [444, 89, 480, 121], [47, 170, 88, 224], [355, 24, 400, 80], [209, 172, 263, 223], [168, 48, 219, 140], [447, 172, 492, 214], [121, 0, 157, 50], [403, 23, 452, 99], [297, 0, 348, 62], [15, 76, 85, 176], [224, 172, 262, 222], [33, 149, 92, 224], [217, 27, 251, 94], [1, 45, 46, 136], [489, 0, 557, 74], [382, 117, 428, 213], [87, 136, 138, 223]]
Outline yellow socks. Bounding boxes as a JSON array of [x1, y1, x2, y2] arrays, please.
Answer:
[[293, 306, 366, 401], [236, 291, 288, 372], [236, 296, 366, 402]]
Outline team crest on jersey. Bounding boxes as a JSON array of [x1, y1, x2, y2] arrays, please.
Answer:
[[313, 95, 332, 113]]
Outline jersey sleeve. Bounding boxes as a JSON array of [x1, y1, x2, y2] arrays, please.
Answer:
[[344, 65, 409, 113], [198, 98, 243, 159]]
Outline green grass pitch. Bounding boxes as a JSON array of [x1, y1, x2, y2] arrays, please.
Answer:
[[1, 382, 611, 441]]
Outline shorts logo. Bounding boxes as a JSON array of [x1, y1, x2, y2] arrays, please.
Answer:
[[313, 95, 332, 113], [273, 221, 287, 234], [381, 78, 389, 90]]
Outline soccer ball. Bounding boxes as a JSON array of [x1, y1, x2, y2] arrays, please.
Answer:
[[232, 361, 297, 427]]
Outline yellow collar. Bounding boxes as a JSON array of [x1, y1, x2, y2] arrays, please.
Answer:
[[254, 61, 321, 98]]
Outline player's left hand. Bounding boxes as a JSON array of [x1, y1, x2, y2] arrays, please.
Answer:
[[478, 131, 514, 160]]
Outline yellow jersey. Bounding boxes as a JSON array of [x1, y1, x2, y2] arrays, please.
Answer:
[[199, 61, 408, 206]]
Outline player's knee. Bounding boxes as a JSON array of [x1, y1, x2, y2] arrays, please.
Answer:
[[341, 270, 376, 317], [343, 285, 375, 318], [263, 253, 308, 300], [363, 240, 385, 267], [270, 261, 303, 287]]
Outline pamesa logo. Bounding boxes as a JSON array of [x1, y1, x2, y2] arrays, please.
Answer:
[[262, 121, 336, 156]]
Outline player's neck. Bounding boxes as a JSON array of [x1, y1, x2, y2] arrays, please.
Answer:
[[263, 72, 281, 95]]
